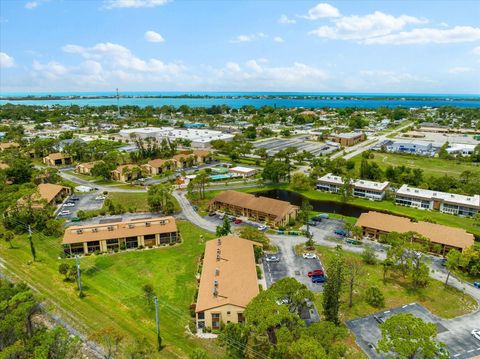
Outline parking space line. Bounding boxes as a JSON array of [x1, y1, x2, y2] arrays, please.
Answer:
[[402, 305, 408, 308], [454, 354, 460, 357], [384, 310, 390, 314], [467, 349, 474, 353]]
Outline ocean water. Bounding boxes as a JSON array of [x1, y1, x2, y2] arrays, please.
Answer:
[[0, 92, 479, 109]]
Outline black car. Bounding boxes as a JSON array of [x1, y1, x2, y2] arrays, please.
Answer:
[[70, 196, 80, 201]]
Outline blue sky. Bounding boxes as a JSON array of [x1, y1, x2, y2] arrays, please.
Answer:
[[0, 0, 479, 94]]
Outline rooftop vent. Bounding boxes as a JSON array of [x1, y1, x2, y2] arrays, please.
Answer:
[[146, 222, 151, 227], [107, 226, 114, 231], [92, 228, 98, 233], [216, 253, 221, 261], [217, 238, 222, 246], [128, 224, 135, 229], [212, 287, 218, 297], [76, 229, 83, 234], [214, 280, 218, 287], [215, 268, 220, 276]]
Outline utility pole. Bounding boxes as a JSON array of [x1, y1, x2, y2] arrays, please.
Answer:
[[154, 296, 162, 351], [75, 255, 83, 296], [28, 225, 36, 261]]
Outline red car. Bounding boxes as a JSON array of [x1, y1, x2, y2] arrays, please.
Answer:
[[308, 269, 324, 277], [234, 219, 242, 224]]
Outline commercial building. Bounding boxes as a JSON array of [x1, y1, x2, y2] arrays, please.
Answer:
[[62, 216, 180, 255], [316, 173, 389, 201], [43, 152, 72, 166], [330, 132, 365, 147], [228, 166, 257, 178], [195, 236, 260, 330], [445, 143, 476, 156], [356, 211, 474, 254], [209, 190, 298, 226], [385, 140, 435, 156], [119, 127, 234, 148], [395, 184, 480, 217]]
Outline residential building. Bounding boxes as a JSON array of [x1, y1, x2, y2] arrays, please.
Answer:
[[192, 149, 213, 164], [209, 190, 298, 226], [395, 184, 480, 217], [228, 166, 257, 178], [172, 153, 197, 168], [330, 132, 365, 147], [143, 159, 177, 176], [195, 236, 260, 330], [75, 161, 101, 175], [62, 216, 180, 255], [0, 142, 20, 152], [17, 183, 71, 208], [316, 173, 389, 201], [356, 211, 474, 254], [43, 152, 72, 166], [111, 164, 142, 182]]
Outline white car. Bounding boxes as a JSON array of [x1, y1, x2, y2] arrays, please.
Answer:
[[303, 253, 317, 259], [63, 203, 75, 207], [95, 196, 106, 200], [258, 225, 268, 231], [58, 210, 71, 216], [472, 329, 480, 341], [265, 255, 280, 262]]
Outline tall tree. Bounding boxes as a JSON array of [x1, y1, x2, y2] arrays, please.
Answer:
[[378, 313, 449, 359], [323, 251, 344, 324], [345, 257, 364, 308], [444, 249, 462, 287]]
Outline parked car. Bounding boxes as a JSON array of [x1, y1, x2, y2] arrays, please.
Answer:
[[192, 205, 199, 211], [472, 329, 480, 341], [334, 229, 347, 237], [265, 255, 280, 262], [258, 225, 268, 231], [95, 195, 106, 200], [275, 297, 289, 305], [58, 210, 71, 216], [70, 196, 80, 201], [218, 213, 225, 220], [367, 343, 376, 351], [208, 212, 216, 216], [311, 276, 326, 283], [319, 213, 329, 219], [70, 217, 81, 222], [307, 221, 318, 227], [234, 219, 242, 225], [308, 269, 324, 277], [311, 216, 322, 222], [303, 253, 317, 259], [63, 203, 75, 207], [473, 282, 480, 289], [373, 315, 385, 324]]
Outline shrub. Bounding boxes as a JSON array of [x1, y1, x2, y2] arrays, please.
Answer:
[[365, 286, 385, 308], [361, 246, 377, 265], [256, 265, 263, 279]]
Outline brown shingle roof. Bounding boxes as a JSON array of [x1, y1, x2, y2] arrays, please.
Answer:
[[112, 164, 138, 173], [210, 190, 298, 223], [192, 150, 211, 157], [146, 158, 176, 168], [172, 153, 195, 162], [356, 211, 474, 250], [76, 161, 101, 170], [196, 236, 260, 313], [63, 216, 178, 244], [0, 142, 20, 150], [45, 152, 70, 161], [37, 183, 69, 204]]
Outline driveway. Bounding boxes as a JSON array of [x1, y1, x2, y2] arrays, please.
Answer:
[[172, 191, 217, 232]]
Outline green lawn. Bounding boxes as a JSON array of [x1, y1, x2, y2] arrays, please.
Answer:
[[309, 245, 478, 321], [351, 152, 480, 178], [0, 222, 219, 358], [106, 192, 181, 213]]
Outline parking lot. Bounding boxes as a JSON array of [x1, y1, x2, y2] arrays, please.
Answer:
[[347, 303, 480, 359], [254, 136, 336, 156], [56, 190, 105, 221]]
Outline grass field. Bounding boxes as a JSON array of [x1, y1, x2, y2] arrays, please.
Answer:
[[107, 192, 150, 212], [0, 221, 219, 358], [309, 245, 477, 320], [351, 152, 480, 178]]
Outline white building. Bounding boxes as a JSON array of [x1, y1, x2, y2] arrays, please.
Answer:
[[386, 140, 436, 156], [229, 166, 257, 178], [316, 173, 389, 201], [119, 127, 234, 148], [446, 143, 476, 156], [395, 184, 480, 217]]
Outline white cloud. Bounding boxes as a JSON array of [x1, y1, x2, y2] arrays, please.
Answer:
[[448, 66, 473, 74], [144, 30, 165, 43], [474, 46, 480, 60], [365, 26, 480, 45], [0, 52, 15, 68], [301, 3, 340, 20], [225, 62, 241, 72], [278, 14, 296, 24], [24, 1, 38, 9], [61, 42, 184, 74], [230, 33, 267, 43], [104, 0, 169, 9], [309, 11, 426, 41], [273, 36, 284, 43]]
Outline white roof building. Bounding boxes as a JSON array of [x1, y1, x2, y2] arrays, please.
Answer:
[[396, 184, 480, 208]]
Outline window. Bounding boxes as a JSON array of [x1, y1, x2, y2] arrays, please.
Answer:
[[212, 313, 221, 329]]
